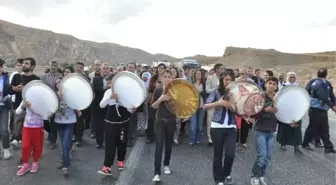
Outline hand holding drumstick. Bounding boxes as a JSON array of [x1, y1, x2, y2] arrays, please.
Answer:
[[22, 101, 31, 108], [111, 93, 118, 100], [243, 116, 257, 124], [290, 121, 299, 128]]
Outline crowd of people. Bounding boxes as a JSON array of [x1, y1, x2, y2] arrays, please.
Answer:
[[0, 57, 335, 185]]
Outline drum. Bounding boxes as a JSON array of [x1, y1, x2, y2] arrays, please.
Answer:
[[164, 79, 199, 119], [59, 73, 93, 110], [274, 85, 310, 124], [112, 71, 147, 108], [224, 80, 265, 116], [22, 80, 59, 119]]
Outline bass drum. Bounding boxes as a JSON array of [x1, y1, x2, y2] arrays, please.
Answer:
[[59, 73, 94, 110], [274, 85, 310, 124], [22, 80, 59, 119], [112, 71, 147, 108], [224, 80, 265, 116], [164, 79, 199, 119]]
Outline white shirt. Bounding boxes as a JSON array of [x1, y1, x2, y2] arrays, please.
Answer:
[[210, 110, 236, 129], [100, 89, 133, 116], [54, 101, 77, 124], [9, 71, 19, 102]]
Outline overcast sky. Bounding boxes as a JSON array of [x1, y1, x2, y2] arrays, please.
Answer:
[[0, 0, 335, 58]]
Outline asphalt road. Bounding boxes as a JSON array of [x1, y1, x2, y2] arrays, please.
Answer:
[[0, 131, 125, 185], [122, 112, 336, 185], [1, 112, 335, 185]]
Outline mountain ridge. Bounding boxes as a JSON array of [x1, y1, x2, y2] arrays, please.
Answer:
[[0, 19, 177, 67]]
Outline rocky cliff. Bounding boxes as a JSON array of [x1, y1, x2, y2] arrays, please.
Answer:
[[0, 19, 175, 67], [221, 46, 335, 68]]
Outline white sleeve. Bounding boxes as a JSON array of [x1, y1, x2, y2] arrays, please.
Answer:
[[126, 108, 133, 113], [15, 101, 24, 114], [99, 89, 117, 108]]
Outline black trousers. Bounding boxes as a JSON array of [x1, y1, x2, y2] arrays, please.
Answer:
[[104, 121, 129, 167], [90, 108, 97, 134], [211, 128, 237, 184], [82, 106, 91, 130], [44, 116, 57, 144], [127, 113, 138, 142], [239, 119, 251, 144], [73, 114, 84, 141], [146, 107, 156, 141], [154, 118, 176, 175], [92, 112, 105, 145], [146, 116, 155, 142], [302, 108, 334, 149]]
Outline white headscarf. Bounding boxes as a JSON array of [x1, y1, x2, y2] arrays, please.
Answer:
[[142, 72, 151, 89], [284, 72, 298, 86], [178, 68, 187, 80]]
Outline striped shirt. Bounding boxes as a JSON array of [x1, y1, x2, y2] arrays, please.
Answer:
[[43, 72, 62, 91]]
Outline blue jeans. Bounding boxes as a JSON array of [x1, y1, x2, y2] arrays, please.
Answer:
[[188, 108, 205, 144], [57, 123, 75, 168], [252, 131, 275, 178]]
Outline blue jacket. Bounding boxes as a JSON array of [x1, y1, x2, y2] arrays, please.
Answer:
[[306, 78, 335, 111], [0, 72, 12, 108]]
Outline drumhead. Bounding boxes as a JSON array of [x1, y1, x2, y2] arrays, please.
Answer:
[[274, 85, 310, 124], [225, 80, 265, 116], [60, 73, 93, 110], [22, 80, 59, 118], [164, 79, 199, 119], [112, 71, 147, 108]]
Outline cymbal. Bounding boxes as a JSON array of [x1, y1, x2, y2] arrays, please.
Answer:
[[164, 79, 199, 119]]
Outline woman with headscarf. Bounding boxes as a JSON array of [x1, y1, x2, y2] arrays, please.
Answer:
[[136, 72, 152, 136], [276, 72, 303, 154], [142, 72, 151, 89]]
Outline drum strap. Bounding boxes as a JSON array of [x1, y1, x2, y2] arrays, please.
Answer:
[[115, 104, 121, 117]]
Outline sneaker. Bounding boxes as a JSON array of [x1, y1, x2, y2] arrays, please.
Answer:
[[174, 139, 179, 146], [3, 149, 11, 159], [259, 177, 267, 185], [225, 176, 233, 184], [75, 141, 82, 147], [251, 177, 260, 185], [117, 161, 125, 171], [49, 143, 57, 149], [325, 148, 336, 154], [207, 142, 213, 148], [17, 163, 30, 176], [217, 183, 224, 185], [11, 139, 19, 148], [17, 158, 23, 168], [62, 167, 69, 176], [242, 143, 248, 148], [163, 166, 171, 175], [30, 162, 39, 173], [98, 166, 111, 176], [152, 174, 161, 182]]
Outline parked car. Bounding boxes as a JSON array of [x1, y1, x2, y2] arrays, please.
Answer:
[[181, 59, 201, 69]]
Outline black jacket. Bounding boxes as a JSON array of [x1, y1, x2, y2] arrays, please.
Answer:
[[91, 76, 107, 114]]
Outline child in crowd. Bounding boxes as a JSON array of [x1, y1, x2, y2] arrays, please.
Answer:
[[98, 75, 136, 176], [251, 76, 279, 185], [16, 100, 45, 176], [54, 77, 81, 176]]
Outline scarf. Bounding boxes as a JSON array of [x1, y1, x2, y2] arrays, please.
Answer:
[[142, 72, 151, 89]]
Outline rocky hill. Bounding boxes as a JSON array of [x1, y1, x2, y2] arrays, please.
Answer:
[[189, 47, 335, 91], [0, 19, 176, 67], [220, 46, 335, 68]]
